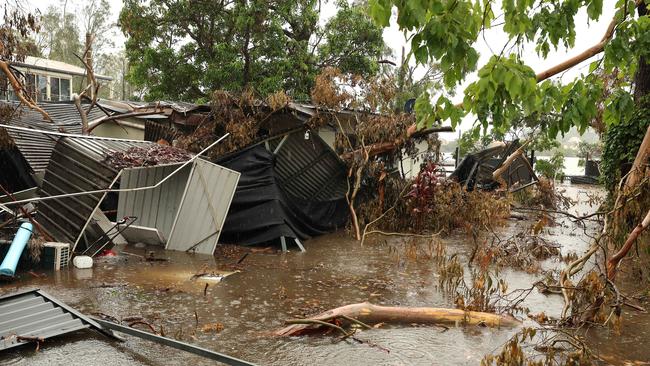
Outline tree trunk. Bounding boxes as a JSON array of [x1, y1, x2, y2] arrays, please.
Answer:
[[275, 302, 520, 336], [625, 2, 650, 190], [492, 142, 528, 187], [242, 25, 251, 89], [0, 61, 52, 122], [625, 125, 650, 189], [606, 209, 650, 280]]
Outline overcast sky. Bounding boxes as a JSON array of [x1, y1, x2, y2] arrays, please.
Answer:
[[26, 0, 616, 136]]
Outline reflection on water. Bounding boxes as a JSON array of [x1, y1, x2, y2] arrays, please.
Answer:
[[0, 184, 648, 366]]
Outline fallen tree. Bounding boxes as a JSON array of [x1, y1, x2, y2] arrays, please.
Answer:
[[0, 61, 52, 122], [607, 208, 650, 280], [275, 302, 520, 336]]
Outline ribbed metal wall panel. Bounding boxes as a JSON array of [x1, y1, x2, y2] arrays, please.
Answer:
[[117, 163, 192, 241], [0, 289, 112, 351], [166, 159, 240, 255], [268, 130, 347, 201], [36, 137, 153, 247]]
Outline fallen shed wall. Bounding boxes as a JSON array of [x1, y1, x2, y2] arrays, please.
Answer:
[[35, 137, 153, 249], [217, 129, 349, 245]]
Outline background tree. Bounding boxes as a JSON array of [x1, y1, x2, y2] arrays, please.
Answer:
[[34, 6, 82, 66], [80, 0, 115, 59], [317, 1, 388, 77], [119, 0, 387, 101]]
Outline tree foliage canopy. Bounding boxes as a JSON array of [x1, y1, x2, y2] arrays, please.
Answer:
[[369, 0, 650, 138], [119, 0, 388, 102], [36, 7, 83, 66]]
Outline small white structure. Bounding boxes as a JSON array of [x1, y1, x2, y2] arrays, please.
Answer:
[[72, 255, 93, 269]]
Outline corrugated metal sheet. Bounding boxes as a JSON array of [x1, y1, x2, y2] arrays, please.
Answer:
[[0, 288, 114, 351], [117, 163, 192, 242], [267, 130, 347, 201], [144, 120, 182, 143], [36, 137, 153, 249], [1, 102, 107, 172], [166, 159, 240, 254]]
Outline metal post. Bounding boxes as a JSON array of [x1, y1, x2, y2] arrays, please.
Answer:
[[273, 134, 289, 155], [294, 238, 306, 252], [92, 317, 257, 366], [280, 236, 287, 252]]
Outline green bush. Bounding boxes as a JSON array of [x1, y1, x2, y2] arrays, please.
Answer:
[[535, 151, 565, 181], [601, 101, 650, 191]]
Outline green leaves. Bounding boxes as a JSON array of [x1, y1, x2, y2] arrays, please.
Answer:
[[373, 0, 483, 88], [414, 92, 465, 129], [463, 54, 537, 130], [121, 0, 387, 101], [368, 0, 392, 27], [604, 89, 635, 126]]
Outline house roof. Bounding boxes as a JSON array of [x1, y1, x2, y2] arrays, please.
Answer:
[[0, 101, 109, 172], [13, 56, 113, 81]]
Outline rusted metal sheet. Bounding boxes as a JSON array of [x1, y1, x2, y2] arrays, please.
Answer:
[[0, 288, 117, 351], [166, 159, 240, 254], [144, 120, 182, 143]]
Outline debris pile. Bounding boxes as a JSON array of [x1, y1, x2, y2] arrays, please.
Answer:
[[103, 144, 193, 170]]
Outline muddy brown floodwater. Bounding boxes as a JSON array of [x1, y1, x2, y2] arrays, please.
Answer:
[[1, 184, 650, 365]]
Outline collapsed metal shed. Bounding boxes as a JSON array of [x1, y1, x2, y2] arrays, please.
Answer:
[[116, 159, 240, 254], [35, 136, 152, 252], [451, 140, 538, 191], [117, 163, 191, 242], [216, 128, 349, 246]]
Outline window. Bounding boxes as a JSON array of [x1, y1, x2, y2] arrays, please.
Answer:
[[37, 75, 47, 102], [25, 73, 36, 100], [51, 77, 60, 101], [60, 79, 71, 101]]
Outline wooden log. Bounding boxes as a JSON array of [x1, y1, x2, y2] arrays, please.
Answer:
[[275, 302, 520, 336], [339, 127, 453, 161], [492, 141, 530, 187]]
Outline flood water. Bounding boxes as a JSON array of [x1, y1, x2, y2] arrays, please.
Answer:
[[1, 184, 649, 365]]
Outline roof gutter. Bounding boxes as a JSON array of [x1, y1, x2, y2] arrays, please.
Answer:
[[12, 62, 113, 81]]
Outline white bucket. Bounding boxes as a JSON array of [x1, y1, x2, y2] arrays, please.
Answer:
[[73, 256, 93, 269]]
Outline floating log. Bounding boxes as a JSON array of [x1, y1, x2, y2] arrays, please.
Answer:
[[275, 302, 520, 336]]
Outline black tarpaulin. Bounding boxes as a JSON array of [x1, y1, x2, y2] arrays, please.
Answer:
[[217, 133, 348, 246], [0, 147, 36, 193]]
